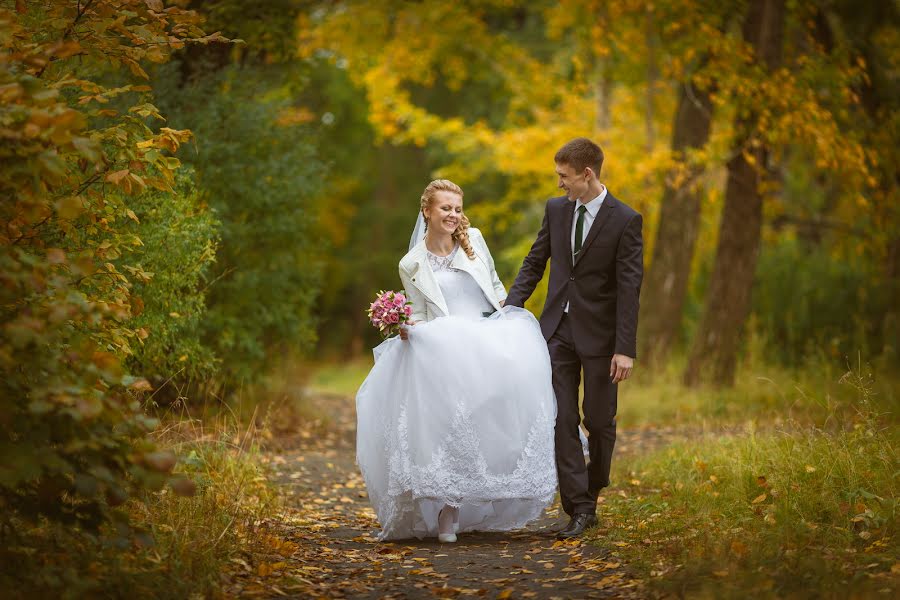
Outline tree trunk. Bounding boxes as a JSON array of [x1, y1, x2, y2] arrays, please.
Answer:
[[644, 7, 657, 153], [883, 236, 900, 359], [595, 65, 613, 135], [684, 0, 785, 386], [639, 77, 713, 368]]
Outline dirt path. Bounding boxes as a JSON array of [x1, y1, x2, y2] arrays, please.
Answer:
[[223, 393, 682, 598]]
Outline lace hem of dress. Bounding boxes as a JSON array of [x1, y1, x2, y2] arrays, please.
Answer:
[[366, 399, 557, 540]]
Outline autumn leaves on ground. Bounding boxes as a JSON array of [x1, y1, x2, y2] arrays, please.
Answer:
[[242, 363, 898, 599], [228, 389, 639, 599], [100, 362, 899, 599], [7, 361, 895, 598]]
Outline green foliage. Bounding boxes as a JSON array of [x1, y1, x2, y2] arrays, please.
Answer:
[[753, 239, 890, 367], [199, 0, 307, 62], [120, 172, 221, 382], [153, 63, 326, 384], [0, 0, 225, 557]]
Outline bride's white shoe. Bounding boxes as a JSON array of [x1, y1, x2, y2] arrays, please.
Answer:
[[438, 507, 458, 543]]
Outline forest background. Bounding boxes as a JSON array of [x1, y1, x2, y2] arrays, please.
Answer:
[[1, 0, 897, 597]]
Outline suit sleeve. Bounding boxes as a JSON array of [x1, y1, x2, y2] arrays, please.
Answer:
[[505, 201, 552, 307], [614, 213, 643, 358], [399, 263, 427, 323]]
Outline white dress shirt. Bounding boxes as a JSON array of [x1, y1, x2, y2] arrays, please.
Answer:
[[566, 185, 607, 313]]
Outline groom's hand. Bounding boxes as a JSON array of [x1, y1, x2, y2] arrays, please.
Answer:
[[610, 354, 634, 384]]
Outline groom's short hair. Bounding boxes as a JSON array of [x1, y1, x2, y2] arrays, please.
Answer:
[[555, 138, 604, 176]]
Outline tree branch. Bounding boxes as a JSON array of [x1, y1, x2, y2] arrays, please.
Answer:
[[36, 0, 97, 78]]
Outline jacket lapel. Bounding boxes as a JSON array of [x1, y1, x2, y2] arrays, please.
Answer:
[[574, 193, 618, 267], [562, 199, 574, 267], [407, 242, 449, 316]]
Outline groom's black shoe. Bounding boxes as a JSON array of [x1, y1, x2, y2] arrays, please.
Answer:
[[556, 513, 597, 539]]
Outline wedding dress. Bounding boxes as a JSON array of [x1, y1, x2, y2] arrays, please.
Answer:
[[355, 246, 558, 541]]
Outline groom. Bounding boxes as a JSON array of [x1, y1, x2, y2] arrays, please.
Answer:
[[505, 138, 643, 539]]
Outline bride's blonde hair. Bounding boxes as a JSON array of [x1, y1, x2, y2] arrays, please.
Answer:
[[420, 179, 475, 260]]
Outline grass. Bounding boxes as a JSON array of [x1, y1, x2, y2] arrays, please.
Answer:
[[305, 351, 899, 430], [594, 367, 899, 598], [2, 415, 279, 599], [303, 354, 899, 596], [126, 416, 279, 596], [305, 357, 373, 398], [617, 353, 899, 429]]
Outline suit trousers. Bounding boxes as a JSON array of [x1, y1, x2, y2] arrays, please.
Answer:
[[547, 313, 618, 516]]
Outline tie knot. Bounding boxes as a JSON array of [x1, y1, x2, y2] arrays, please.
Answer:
[[577, 205, 587, 215]]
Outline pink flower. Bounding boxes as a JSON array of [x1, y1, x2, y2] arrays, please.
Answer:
[[366, 290, 412, 338]]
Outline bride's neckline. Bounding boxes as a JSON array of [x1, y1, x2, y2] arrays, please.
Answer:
[[425, 240, 459, 258]]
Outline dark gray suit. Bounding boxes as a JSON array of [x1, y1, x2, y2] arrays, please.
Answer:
[[506, 192, 643, 516]]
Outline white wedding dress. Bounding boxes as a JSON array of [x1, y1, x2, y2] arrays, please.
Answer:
[[356, 246, 558, 541]]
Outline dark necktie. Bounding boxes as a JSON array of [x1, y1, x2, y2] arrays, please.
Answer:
[[573, 205, 587, 263]]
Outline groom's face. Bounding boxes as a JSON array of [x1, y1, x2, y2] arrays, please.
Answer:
[[556, 162, 588, 202]]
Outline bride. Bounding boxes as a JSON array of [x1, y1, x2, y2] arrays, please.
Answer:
[[355, 179, 558, 542]]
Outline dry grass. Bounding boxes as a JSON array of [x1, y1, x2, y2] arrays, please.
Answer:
[[593, 367, 899, 598], [1, 411, 280, 599]]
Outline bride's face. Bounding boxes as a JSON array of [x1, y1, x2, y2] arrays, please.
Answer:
[[425, 191, 463, 236]]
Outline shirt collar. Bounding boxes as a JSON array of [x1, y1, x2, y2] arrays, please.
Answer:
[[576, 184, 607, 217]]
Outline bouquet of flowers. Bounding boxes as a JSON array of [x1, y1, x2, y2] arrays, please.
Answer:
[[367, 290, 413, 338]]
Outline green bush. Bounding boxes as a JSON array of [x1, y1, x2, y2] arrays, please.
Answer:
[[154, 63, 326, 386], [120, 173, 220, 383], [752, 239, 890, 367], [0, 0, 220, 549]]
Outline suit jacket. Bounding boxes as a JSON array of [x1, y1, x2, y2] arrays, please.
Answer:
[[399, 228, 506, 323], [506, 192, 643, 358]]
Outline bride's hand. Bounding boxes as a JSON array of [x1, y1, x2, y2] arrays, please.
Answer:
[[399, 321, 416, 341]]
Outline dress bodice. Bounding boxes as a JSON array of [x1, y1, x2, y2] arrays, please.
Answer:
[[428, 245, 494, 319]]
